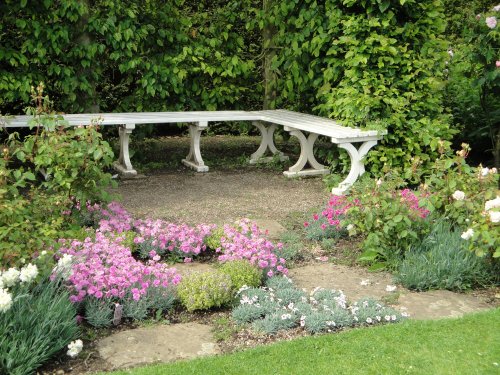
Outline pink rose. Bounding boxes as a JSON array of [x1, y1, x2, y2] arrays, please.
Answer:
[[496, 60, 500, 68], [486, 16, 497, 28]]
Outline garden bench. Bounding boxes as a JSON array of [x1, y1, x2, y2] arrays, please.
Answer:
[[3, 110, 386, 194]]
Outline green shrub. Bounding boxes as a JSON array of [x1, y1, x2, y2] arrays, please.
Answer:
[[177, 271, 233, 312], [204, 227, 225, 251], [396, 221, 494, 291], [0, 280, 79, 375], [218, 260, 262, 292], [0, 85, 115, 266], [344, 176, 434, 270]]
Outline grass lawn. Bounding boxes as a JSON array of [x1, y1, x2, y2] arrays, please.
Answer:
[[105, 308, 499, 375]]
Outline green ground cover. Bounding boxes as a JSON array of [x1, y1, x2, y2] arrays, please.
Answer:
[[106, 308, 500, 375]]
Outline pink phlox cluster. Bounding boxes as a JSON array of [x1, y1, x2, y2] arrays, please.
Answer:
[[399, 189, 430, 219], [55, 232, 181, 303], [217, 221, 287, 277], [305, 195, 353, 228], [89, 202, 135, 233], [134, 219, 214, 257]]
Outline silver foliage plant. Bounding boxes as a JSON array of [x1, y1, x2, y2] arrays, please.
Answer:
[[232, 276, 407, 335]]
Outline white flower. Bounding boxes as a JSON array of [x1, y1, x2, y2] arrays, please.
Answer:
[[376, 315, 381, 321], [53, 254, 74, 280], [385, 285, 397, 292], [360, 279, 371, 286], [366, 317, 373, 324], [19, 264, 38, 284], [461, 228, 474, 240], [452, 190, 465, 201], [391, 315, 397, 321], [0, 278, 3, 289], [481, 167, 490, 176], [281, 313, 292, 320], [494, 4, 500, 12], [485, 196, 500, 211], [2, 268, 20, 287], [67, 339, 83, 358], [489, 211, 500, 224], [0, 288, 13, 313], [346, 224, 354, 231], [300, 315, 306, 327], [490, 168, 498, 174], [486, 16, 497, 28], [376, 178, 383, 187], [448, 49, 454, 57], [384, 315, 391, 321], [40, 250, 47, 257]]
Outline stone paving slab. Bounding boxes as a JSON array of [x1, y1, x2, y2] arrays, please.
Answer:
[[289, 263, 491, 320], [252, 219, 287, 240], [97, 323, 220, 370]]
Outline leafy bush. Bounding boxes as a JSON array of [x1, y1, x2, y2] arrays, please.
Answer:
[[396, 221, 495, 291], [218, 260, 262, 292], [0, 279, 79, 375], [251, 0, 455, 176], [204, 227, 225, 251], [177, 271, 233, 312], [0, 85, 115, 266]]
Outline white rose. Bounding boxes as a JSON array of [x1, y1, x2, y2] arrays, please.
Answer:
[[489, 211, 500, 224], [461, 228, 474, 240], [452, 190, 465, 201], [481, 167, 489, 176], [485, 196, 500, 211]]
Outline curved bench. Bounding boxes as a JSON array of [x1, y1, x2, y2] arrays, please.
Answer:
[[2, 110, 386, 194]]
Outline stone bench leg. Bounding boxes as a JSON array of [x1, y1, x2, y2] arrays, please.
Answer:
[[331, 140, 378, 195], [182, 121, 209, 172], [113, 123, 137, 176], [249, 121, 287, 164], [283, 127, 330, 177]]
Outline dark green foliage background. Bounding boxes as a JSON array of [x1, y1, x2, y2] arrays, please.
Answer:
[[2, 0, 495, 173]]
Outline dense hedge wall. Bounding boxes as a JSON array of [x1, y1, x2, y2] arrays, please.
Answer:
[[258, 0, 455, 175], [0, 0, 262, 114], [2, 0, 461, 176]]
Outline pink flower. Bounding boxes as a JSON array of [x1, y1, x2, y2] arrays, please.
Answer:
[[496, 60, 500, 68], [183, 257, 192, 263], [303, 222, 309, 227], [486, 16, 497, 28]]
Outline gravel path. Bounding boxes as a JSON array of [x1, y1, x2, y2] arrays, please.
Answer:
[[112, 169, 329, 226]]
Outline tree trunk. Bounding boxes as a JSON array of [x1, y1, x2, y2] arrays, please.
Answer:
[[263, 0, 276, 110]]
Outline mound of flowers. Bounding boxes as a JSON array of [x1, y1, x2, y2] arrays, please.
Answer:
[[52, 202, 289, 326], [232, 276, 407, 335], [217, 219, 287, 278], [54, 233, 181, 304]]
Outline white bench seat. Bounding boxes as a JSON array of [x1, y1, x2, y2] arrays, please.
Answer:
[[2, 109, 386, 194]]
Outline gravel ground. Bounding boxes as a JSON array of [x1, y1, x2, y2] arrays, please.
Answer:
[[112, 169, 329, 226]]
